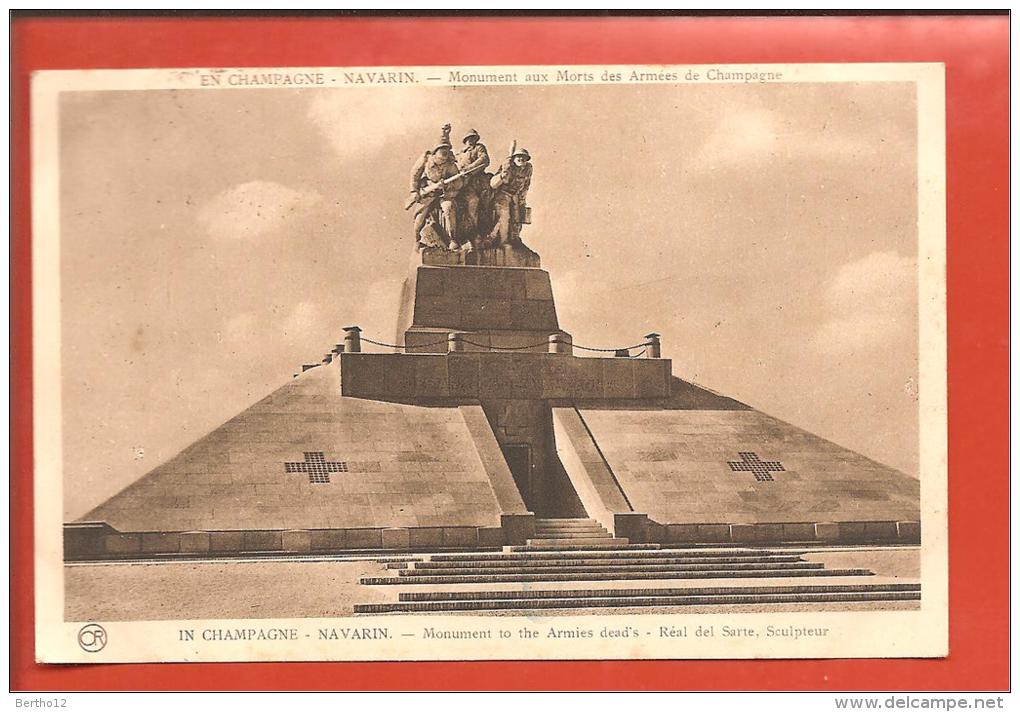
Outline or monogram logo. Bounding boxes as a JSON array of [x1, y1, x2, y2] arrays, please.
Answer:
[[78, 623, 107, 652]]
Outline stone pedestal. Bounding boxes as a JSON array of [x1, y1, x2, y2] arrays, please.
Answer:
[[419, 241, 541, 269], [395, 255, 570, 355]]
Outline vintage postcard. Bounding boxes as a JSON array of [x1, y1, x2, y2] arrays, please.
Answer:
[[33, 61, 947, 663]]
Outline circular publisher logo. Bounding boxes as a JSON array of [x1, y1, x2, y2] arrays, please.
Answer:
[[78, 623, 107, 652]]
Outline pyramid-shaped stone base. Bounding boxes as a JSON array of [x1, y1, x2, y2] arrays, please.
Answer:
[[65, 251, 920, 561], [66, 361, 534, 560]]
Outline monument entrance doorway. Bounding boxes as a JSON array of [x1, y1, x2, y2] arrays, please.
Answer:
[[500, 444, 533, 510]]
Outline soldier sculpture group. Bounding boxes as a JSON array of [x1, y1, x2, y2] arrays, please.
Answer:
[[408, 124, 532, 253]]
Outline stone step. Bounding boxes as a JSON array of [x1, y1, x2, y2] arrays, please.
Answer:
[[399, 582, 920, 602], [529, 531, 611, 539], [360, 567, 874, 585], [508, 543, 660, 552], [526, 537, 624, 546], [535, 519, 597, 524], [397, 562, 825, 577], [431, 549, 780, 562], [535, 527, 609, 534], [405, 554, 805, 570], [535, 522, 606, 529], [354, 590, 918, 613], [534, 533, 609, 539]]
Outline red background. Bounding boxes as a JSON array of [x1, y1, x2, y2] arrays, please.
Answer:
[[10, 14, 1009, 691]]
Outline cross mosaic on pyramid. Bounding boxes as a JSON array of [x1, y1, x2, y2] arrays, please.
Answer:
[[285, 452, 349, 484], [728, 452, 786, 482], [65, 122, 921, 614]]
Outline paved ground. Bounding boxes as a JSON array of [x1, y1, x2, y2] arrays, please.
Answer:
[[801, 547, 920, 579], [65, 546, 920, 621], [65, 559, 392, 621]]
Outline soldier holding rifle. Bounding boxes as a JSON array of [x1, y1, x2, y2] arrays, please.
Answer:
[[408, 124, 474, 252], [487, 143, 533, 245], [456, 129, 491, 244]]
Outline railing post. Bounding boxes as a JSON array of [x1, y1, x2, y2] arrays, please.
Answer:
[[645, 332, 661, 358], [448, 331, 465, 353], [342, 325, 362, 354], [548, 332, 572, 355]]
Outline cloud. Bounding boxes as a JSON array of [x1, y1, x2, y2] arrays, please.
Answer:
[[700, 107, 779, 166], [324, 275, 411, 349], [547, 270, 600, 325], [691, 106, 875, 172], [218, 312, 257, 344], [307, 88, 467, 160], [357, 277, 405, 345], [205, 279, 405, 375], [198, 181, 321, 240], [280, 301, 325, 341], [814, 251, 915, 354]]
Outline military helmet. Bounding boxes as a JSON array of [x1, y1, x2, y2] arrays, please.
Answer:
[[462, 129, 480, 143], [511, 147, 531, 161]]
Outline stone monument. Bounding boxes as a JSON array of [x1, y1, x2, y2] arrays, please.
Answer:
[[408, 125, 540, 267], [64, 128, 920, 562]]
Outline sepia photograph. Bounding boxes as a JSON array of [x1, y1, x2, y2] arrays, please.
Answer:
[[31, 62, 947, 663]]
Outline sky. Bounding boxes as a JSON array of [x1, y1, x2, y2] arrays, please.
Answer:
[[60, 80, 919, 519]]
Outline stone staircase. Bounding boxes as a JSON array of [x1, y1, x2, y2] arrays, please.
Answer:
[[356, 582, 921, 613], [525, 518, 628, 548], [355, 540, 921, 613]]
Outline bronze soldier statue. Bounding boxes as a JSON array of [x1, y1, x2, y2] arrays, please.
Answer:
[[487, 145, 533, 245], [408, 124, 469, 251], [456, 129, 491, 245]]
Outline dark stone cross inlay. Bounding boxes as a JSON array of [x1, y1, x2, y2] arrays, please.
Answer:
[[728, 451, 785, 482], [285, 451, 348, 484]]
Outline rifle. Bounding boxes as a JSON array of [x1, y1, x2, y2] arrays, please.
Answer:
[[404, 163, 485, 211], [490, 139, 518, 192]]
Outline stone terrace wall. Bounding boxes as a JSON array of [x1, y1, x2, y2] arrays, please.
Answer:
[[340, 352, 672, 402]]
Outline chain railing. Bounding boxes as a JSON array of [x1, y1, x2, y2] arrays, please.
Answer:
[[321, 328, 660, 360]]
